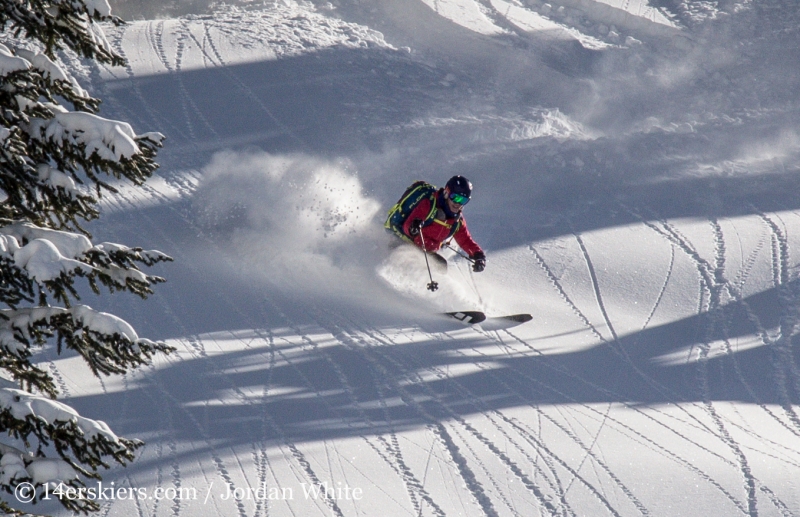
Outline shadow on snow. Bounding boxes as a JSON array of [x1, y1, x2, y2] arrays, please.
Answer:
[[67, 277, 800, 450]]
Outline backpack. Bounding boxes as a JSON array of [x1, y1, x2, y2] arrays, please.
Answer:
[[384, 181, 461, 243]]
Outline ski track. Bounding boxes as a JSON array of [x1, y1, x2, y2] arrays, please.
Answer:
[[496, 327, 755, 512], [443, 347, 633, 517], [464, 327, 727, 516], [174, 20, 219, 138], [641, 243, 676, 331], [98, 191, 286, 517], [119, 183, 447, 517], [343, 337, 450, 517], [106, 23, 192, 143], [758, 212, 800, 432], [525, 236, 794, 513], [173, 19, 310, 150], [445, 423, 522, 517], [759, 484, 796, 517], [529, 240, 725, 437], [147, 20, 216, 143], [307, 304, 534, 516], [622, 205, 800, 442], [445, 368, 616, 515], [310, 314, 503, 517], [312, 305, 644, 516], [622, 209, 799, 514], [658, 212, 800, 438], [151, 262, 327, 516], [706, 219, 759, 516], [250, 299, 438, 516]]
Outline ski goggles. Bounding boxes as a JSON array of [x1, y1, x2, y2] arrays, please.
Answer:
[[448, 192, 470, 206]]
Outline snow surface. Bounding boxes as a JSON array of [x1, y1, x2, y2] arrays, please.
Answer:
[[32, 0, 800, 515]]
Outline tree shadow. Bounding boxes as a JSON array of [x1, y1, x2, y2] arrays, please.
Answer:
[[65, 277, 800, 450], [460, 145, 800, 251], [95, 36, 800, 253], [99, 43, 575, 168]]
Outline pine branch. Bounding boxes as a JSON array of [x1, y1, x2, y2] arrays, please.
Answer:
[[0, 0, 125, 65], [0, 1, 171, 513]]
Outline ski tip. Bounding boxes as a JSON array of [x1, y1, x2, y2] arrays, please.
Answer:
[[499, 314, 533, 323]]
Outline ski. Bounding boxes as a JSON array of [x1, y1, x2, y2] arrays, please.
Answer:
[[446, 311, 486, 324], [495, 314, 533, 323], [445, 312, 532, 326]]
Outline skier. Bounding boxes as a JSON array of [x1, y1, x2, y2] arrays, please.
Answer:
[[386, 175, 486, 273]]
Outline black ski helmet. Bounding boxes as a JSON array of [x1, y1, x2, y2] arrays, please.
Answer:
[[445, 175, 472, 199]]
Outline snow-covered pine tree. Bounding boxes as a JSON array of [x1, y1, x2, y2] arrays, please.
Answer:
[[0, 0, 173, 514]]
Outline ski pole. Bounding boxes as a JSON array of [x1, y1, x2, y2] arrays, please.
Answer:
[[417, 231, 438, 292], [445, 244, 475, 263]]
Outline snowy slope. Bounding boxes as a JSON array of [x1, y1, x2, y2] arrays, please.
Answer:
[[36, 0, 800, 515]]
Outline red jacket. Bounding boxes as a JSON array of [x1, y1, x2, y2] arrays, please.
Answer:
[[402, 190, 483, 256]]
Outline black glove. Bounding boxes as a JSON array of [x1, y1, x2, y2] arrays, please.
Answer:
[[409, 219, 422, 236], [471, 251, 486, 272]]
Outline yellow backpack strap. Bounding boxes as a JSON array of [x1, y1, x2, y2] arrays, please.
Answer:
[[421, 193, 438, 226], [445, 215, 462, 240]]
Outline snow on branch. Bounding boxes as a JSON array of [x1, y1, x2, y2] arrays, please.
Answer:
[[14, 48, 90, 100], [0, 222, 93, 282], [0, 44, 31, 78], [29, 107, 141, 161], [14, 239, 93, 283], [0, 388, 120, 446], [0, 222, 92, 260], [37, 164, 79, 198], [0, 303, 174, 396], [84, 242, 172, 296], [0, 305, 140, 354], [0, 444, 78, 490], [92, 242, 171, 266], [69, 305, 138, 342], [0, 387, 143, 512], [0, 222, 171, 302]]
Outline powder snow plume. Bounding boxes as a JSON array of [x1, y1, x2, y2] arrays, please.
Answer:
[[193, 150, 387, 297]]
